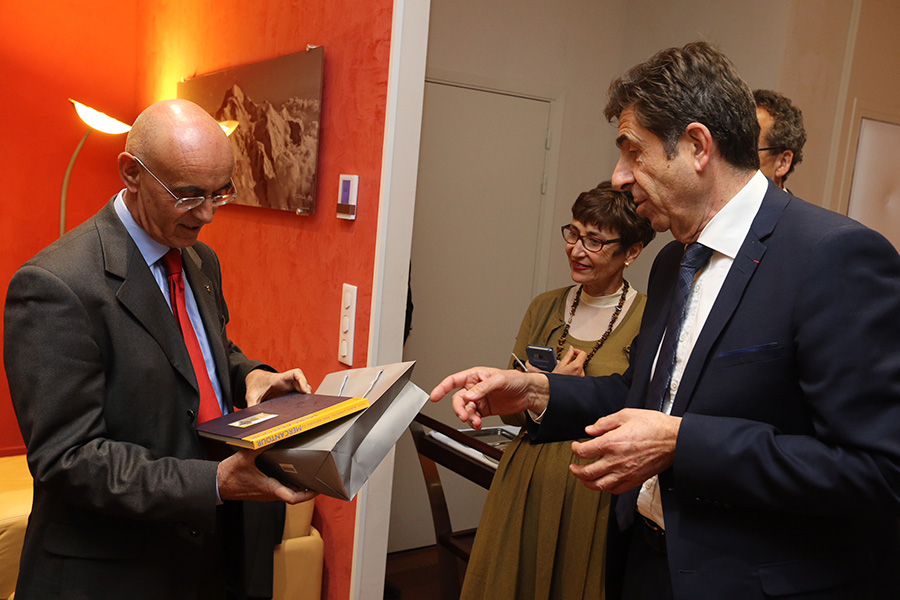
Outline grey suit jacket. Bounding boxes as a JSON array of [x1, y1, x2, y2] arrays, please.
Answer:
[[4, 199, 267, 600]]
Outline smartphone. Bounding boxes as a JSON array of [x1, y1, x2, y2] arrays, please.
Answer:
[[526, 345, 558, 372], [467, 427, 517, 451]]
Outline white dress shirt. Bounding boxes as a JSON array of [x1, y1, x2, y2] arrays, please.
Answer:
[[637, 171, 769, 528]]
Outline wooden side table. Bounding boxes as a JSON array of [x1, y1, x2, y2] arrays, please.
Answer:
[[408, 413, 506, 600]]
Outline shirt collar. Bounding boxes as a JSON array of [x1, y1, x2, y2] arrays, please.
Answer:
[[696, 170, 768, 259], [113, 190, 173, 266]]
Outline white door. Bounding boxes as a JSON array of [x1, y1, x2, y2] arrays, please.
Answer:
[[390, 80, 553, 551]]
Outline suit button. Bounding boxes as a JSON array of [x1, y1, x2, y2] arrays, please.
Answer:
[[190, 529, 200, 537], [187, 409, 196, 422]]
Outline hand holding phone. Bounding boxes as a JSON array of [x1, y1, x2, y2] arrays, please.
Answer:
[[526, 345, 558, 372]]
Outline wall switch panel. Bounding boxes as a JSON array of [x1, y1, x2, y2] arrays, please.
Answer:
[[338, 283, 357, 366], [337, 174, 358, 220]]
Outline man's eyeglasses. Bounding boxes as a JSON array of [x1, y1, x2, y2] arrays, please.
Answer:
[[561, 225, 621, 253], [758, 146, 785, 153], [132, 155, 237, 211]]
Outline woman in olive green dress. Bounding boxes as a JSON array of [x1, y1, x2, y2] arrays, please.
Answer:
[[461, 181, 655, 600]]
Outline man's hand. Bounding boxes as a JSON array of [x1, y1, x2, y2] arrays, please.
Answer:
[[429, 367, 550, 430], [245, 368, 312, 407], [569, 408, 682, 495], [217, 449, 318, 504], [552, 346, 588, 377]]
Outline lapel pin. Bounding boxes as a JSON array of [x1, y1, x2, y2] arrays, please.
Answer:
[[205, 285, 212, 293]]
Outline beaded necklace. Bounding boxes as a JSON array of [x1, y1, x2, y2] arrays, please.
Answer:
[[555, 280, 630, 367]]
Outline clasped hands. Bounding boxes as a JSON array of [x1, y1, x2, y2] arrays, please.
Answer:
[[430, 366, 682, 495], [218, 367, 318, 504]]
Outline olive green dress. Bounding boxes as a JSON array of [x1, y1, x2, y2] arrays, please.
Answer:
[[460, 285, 646, 600]]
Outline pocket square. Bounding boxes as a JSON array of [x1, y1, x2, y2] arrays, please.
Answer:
[[717, 342, 781, 359]]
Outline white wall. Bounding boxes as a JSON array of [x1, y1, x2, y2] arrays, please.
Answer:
[[831, 0, 900, 214], [425, 0, 630, 291], [780, 0, 857, 210]]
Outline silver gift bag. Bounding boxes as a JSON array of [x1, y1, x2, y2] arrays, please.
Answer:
[[256, 361, 427, 500]]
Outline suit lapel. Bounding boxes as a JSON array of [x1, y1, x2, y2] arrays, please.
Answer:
[[182, 248, 234, 411], [670, 187, 790, 416], [96, 201, 198, 389]]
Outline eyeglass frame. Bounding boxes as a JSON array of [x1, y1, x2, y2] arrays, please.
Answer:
[[758, 146, 786, 153], [131, 155, 237, 211], [560, 224, 621, 253]]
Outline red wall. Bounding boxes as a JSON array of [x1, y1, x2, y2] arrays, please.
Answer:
[[0, 1, 140, 454], [1, 2, 394, 599]]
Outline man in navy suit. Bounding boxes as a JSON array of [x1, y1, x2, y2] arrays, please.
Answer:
[[431, 42, 900, 599]]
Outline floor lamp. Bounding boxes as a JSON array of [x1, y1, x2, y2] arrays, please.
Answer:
[[61, 100, 131, 237]]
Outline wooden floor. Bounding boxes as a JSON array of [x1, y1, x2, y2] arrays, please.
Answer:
[[384, 545, 456, 600]]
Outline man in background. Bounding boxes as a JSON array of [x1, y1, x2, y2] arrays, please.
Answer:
[[5, 99, 315, 600], [754, 88, 807, 192]]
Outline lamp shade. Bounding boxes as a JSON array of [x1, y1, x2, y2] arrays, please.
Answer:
[[69, 99, 132, 134]]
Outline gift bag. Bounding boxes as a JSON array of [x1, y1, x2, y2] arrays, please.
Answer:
[[256, 361, 427, 500]]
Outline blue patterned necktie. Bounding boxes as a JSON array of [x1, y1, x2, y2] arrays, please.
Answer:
[[615, 242, 713, 531], [644, 242, 714, 411]]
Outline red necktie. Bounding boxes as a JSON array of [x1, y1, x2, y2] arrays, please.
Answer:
[[163, 249, 222, 424]]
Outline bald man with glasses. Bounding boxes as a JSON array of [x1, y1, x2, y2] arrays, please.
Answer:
[[5, 99, 315, 600]]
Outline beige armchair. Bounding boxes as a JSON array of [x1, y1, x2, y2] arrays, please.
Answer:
[[0, 455, 30, 600], [274, 499, 324, 600], [0, 455, 322, 600]]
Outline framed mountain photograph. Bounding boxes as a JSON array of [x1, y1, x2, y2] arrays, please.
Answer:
[[178, 47, 324, 214]]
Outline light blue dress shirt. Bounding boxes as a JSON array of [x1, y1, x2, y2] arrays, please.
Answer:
[[113, 191, 226, 414]]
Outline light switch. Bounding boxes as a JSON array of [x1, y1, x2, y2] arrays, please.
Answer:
[[339, 283, 357, 366], [337, 174, 358, 220]]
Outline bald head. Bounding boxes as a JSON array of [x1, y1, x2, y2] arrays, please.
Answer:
[[126, 99, 233, 172], [118, 99, 236, 248]]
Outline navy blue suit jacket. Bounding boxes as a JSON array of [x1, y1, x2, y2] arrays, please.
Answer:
[[534, 184, 900, 599]]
